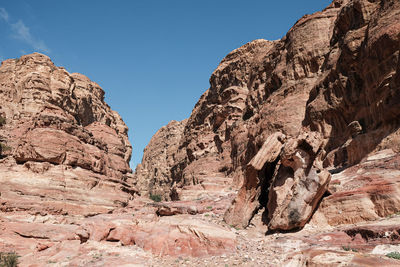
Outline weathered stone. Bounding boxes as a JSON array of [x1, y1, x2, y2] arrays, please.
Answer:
[[0, 53, 135, 215], [134, 119, 187, 200], [1, 0, 400, 265], [267, 133, 331, 230], [135, 0, 400, 233], [224, 132, 285, 228], [312, 149, 400, 226]]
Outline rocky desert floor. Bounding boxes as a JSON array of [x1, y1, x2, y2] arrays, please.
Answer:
[[2, 166, 400, 267]]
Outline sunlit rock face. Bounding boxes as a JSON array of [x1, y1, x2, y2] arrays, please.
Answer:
[[133, 119, 187, 201], [0, 53, 136, 215], [1, 0, 400, 265], [138, 0, 400, 231]]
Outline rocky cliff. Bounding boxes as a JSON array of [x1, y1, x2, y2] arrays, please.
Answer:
[[1, 0, 399, 265], [136, 0, 400, 232], [0, 53, 136, 215], [134, 119, 187, 200], [0, 54, 239, 266]]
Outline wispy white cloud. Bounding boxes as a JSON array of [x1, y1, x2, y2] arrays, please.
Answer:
[[11, 20, 50, 53], [0, 8, 9, 22], [0, 7, 50, 53]]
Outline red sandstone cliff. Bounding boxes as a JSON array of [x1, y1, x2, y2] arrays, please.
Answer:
[[136, 0, 400, 231], [0, 53, 137, 215], [1, 0, 400, 265], [134, 119, 187, 200]]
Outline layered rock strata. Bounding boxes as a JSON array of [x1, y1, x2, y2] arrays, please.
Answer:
[[134, 119, 187, 200], [1, 0, 400, 264], [0, 53, 136, 215], [136, 0, 400, 231]]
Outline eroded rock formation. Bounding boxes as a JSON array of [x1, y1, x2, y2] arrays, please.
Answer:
[[312, 149, 400, 226], [0, 53, 136, 215], [227, 0, 400, 230], [136, 0, 400, 232], [266, 132, 331, 230], [0, 53, 238, 264], [1, 0, 400, 265], [134, 119, 187, 200]]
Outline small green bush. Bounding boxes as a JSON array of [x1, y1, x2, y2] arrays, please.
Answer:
[[229, 224, 239, 230], [342, 246, 357, 252], [386, 251, 400, 260], [0, 116, 5, 127], [0, 143, 11, 152], [149, 193, 162, 202], [0, 252, 19, 267]]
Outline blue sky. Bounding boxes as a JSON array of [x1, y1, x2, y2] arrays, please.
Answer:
[[0, 0, 331, 168]]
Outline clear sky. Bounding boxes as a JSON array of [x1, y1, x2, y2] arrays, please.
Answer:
[[0, 0, 331, 168]]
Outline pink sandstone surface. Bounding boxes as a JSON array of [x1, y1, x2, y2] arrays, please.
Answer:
[[1, 0, 400, 266]]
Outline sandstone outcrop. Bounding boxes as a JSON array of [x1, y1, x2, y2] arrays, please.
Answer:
[[0, 53, 136, 215], [134, 119, 187, 200], [0, 53, 239, 264], [0, 195, 238, 265], [2, 0, 400, 265], [311, 149, 400, 226], [267, 132, 331, 230], [223, 132, 286, 228], [228, 0, 400, 230], [136, 0, 400, 233]]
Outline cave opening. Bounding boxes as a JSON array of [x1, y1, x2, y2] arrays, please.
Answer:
[[257, 157, 280, 224]]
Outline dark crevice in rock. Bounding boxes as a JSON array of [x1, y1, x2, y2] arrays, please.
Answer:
[[13, 231, 50, 240], [259, 157, 279, 207], [242, 108, 254, 121], [105, 227, 119, 242], [259, 157, 280, 225], [77, 232, 89, 244], [344, 227, 400, 242]]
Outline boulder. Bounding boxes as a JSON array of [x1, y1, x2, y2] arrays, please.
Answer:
[[267, 132, 331, 230], [224, 132, 285, 228]]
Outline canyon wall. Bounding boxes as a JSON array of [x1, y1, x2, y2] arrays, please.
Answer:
[[135, 0, 400, 230], [0, 53, 137, 215], [134, 119, 187, 200]]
